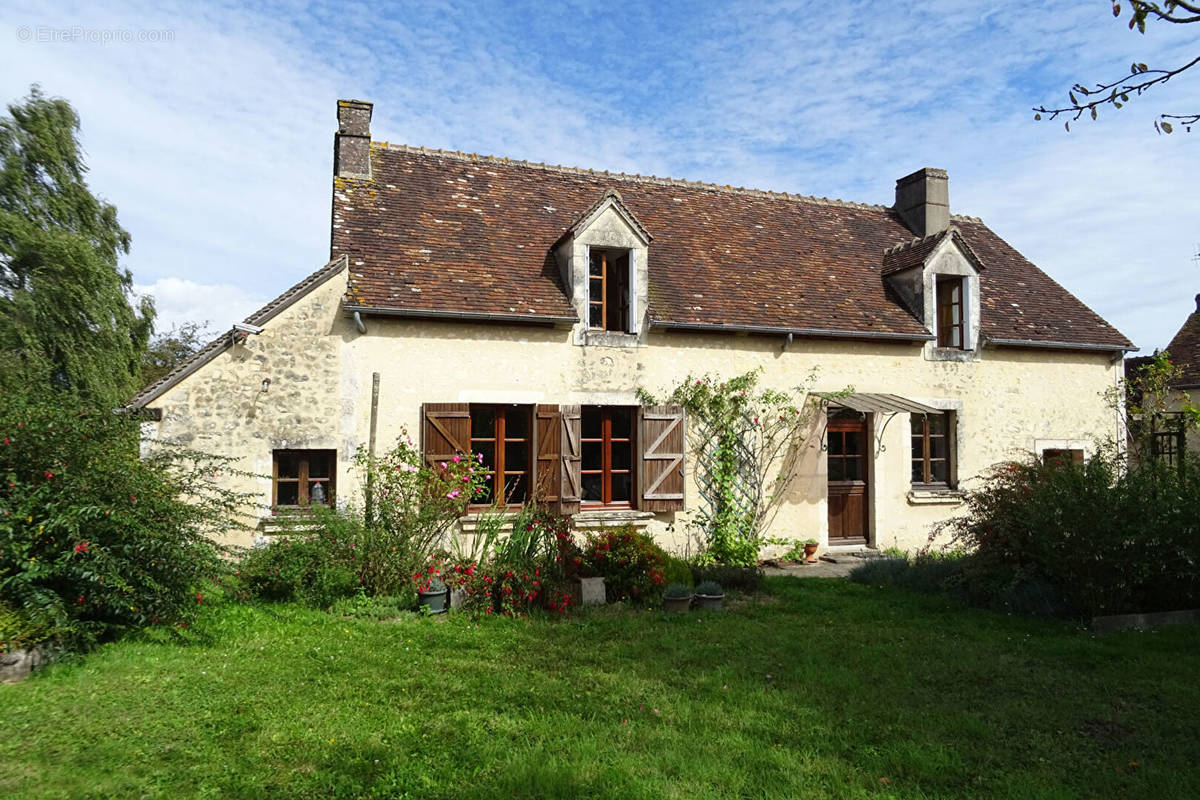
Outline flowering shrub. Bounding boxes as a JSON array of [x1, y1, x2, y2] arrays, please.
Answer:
[[584, 525, 667, 603], [0, 395, 243, 650], [437, 507, 575, 617]]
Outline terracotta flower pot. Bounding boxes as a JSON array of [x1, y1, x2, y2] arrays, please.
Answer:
[[803, 543, 819, 563]]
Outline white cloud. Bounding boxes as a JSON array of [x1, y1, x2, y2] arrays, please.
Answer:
[[134, 277, 266, 337]]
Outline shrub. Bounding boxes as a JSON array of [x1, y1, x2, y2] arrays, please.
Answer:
[[941, 450, 1200, 617], [236, 534, 357, 608], [691, 563, 764, 592], [584, 525, 667, 603], [849, 552, 966, 597], [662, 555, 693, 587], [0, 395, 242, 649]]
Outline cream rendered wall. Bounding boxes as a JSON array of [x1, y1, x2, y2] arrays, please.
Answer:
[[148, 267, 1123, 553]]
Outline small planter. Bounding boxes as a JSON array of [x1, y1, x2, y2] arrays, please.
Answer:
[[417, 587, 450, 614], [803, 542, 819, 563], [663, 594, 693, 613], [694, 581, 724, 611]]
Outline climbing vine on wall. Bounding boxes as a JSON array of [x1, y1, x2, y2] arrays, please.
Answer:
[[640, 368, 839, 565]]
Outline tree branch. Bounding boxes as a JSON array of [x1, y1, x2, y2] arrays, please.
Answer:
[[1034, 54, 1200, 132]]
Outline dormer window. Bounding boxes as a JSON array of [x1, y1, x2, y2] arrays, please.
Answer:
[[588, 248, 631, 331], [936, 276, 965, 348]]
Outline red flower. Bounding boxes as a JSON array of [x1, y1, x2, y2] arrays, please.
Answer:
[[44, 470, 54, 479], [77, 596, 85, 604], [74, 541, 88, 553], [196, 592, 204, 604]]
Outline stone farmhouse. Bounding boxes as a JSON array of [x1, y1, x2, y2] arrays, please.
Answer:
[[129, 100, 1134, 553]]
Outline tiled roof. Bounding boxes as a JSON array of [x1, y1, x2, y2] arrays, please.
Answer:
[[1163, 296, 1200, 387], [128, 256, 348, 408], [332, 144, 1132, 350]]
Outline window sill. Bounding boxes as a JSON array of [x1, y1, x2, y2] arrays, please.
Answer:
[[906, 488, 965, 506], [580, 329, 642, 348], [926, 346, 978, 363], [573, 509, 654, 528]]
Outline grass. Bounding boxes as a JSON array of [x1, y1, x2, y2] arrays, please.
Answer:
[[2, 579, 1199, 799]]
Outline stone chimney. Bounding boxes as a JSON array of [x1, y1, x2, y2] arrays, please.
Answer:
[[335, 99, 373, 179], [894, 167, 949, 238]]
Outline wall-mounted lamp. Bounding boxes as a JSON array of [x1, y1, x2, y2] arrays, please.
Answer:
[[261, 378, 271, 393]]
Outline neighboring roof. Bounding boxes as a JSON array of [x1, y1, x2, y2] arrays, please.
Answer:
[[332, 144, 1132, 350], [128, 256, 348, 408], [1163, 295, 1200, 387]]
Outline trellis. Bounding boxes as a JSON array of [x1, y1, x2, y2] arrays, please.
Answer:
[[691, 414, 761, 537]]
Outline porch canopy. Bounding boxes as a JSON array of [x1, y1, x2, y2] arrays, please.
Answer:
[[818, 392, 942, 416]]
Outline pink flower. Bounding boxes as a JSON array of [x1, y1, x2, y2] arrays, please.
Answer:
[[446, 490, 460, 499], [44, 470, 54, 479], [453, 454, 461, 463], [75, 542, 88, 553]]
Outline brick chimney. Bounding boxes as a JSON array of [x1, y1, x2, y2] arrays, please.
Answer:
[[894, 168, 949, 238], [335, 99, 373, 179]]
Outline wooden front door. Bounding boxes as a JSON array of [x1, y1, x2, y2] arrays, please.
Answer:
[[827, 413, 869, 546]]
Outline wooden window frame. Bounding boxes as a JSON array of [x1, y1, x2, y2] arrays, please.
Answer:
[[581, 406, 636, 508], [272, 449, 336, 507], [936, 275, 965, 349], [911, 413, 953, 488], [469, 405, 533, 507], [588, 248, 630, 332]]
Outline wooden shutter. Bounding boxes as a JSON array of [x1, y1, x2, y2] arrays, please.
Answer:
[[639, 405, 685, 512], [534, 404, 562, 505], [421, 403, 470, 467], [627, 250, 639, 334], [559, 404, 582, 515]]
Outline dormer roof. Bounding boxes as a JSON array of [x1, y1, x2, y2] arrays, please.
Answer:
[[559, 188, 652, 246], [881, 227, 985, 277]]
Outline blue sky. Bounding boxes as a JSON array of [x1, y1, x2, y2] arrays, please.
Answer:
[[2, 0, 1198, 352]]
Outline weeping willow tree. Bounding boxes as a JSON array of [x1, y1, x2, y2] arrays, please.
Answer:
[[0, 85, 154, 406]]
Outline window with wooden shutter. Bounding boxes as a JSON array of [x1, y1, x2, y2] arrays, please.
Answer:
[[580, 406, 636, 507], [639, 405, 685, 512], [421, 403, 470, 467], [469, 405, 533, 505]]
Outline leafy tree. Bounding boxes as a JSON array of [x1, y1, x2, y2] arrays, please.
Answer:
[[140, 320, 210, 388], [0, 85, 154, 404], [1034, 1, 1199, 132]]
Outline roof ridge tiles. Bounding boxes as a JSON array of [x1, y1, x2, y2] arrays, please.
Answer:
[[374, 141, 917, 213]]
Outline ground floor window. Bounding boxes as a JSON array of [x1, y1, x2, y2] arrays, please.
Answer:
[[911, 413, 953, 487], [581, 405, 635, 506], [273, 449, 335, 506], [470, 404, 532, 505], [1042, 448, 1084, 468]]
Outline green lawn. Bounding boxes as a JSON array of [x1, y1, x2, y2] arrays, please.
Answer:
[[2, 579, 1199, 800]]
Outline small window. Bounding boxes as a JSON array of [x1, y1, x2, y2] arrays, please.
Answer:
[[470, 405, 532, 505], [1043, 448, 1084, 468], [911, 413, 953, 487], [936, 276, 965, 348], [1152, 431, 1182, 467], [588, 249, 630, 331], [273, 449, 336, 506], [581, 406, 636, 506]]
